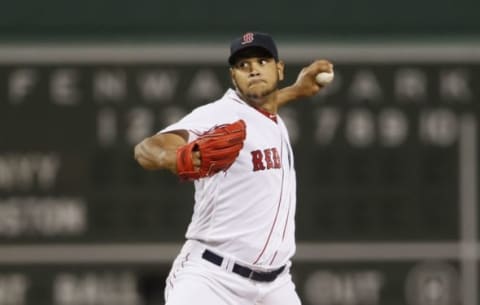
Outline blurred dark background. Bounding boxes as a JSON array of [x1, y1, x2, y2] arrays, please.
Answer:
[[0, 1, 478, 305], [1, 0, 480, 41]]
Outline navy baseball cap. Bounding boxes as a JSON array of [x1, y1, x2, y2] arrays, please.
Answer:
[[228, 32, 279, 65]]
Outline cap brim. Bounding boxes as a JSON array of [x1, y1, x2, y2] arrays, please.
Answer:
[[228, 45, 276, 65]]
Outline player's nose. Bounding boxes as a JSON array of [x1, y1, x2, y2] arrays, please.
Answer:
[[249, 70, 260, 77], [247, 61, 262, 73], [248, 64, 261, 76]]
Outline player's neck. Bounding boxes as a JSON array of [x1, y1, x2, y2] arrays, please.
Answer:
[[237, 90, 279, 114], [252, 99, 278, 114]]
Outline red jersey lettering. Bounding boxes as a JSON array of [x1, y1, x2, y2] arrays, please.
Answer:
[[251, 150, 265, 171], [251, 148, 281, 171], [272, 147, 281, 168], [264, 148, 274, 169]]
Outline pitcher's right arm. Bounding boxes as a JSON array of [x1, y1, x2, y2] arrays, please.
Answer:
[[134, 130, 198, 174]]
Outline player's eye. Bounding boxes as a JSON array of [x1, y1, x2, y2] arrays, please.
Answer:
[[237, 61, 249, 69], [259, 59, 268, 65]]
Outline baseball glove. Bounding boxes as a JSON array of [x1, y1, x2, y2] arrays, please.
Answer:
[[176, 119, 246, 180]]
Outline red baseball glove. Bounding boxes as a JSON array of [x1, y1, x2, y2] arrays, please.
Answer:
[[176, 119, 246, 180]]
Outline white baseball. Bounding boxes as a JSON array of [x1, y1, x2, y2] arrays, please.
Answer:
[[315, 72, 334, 85]]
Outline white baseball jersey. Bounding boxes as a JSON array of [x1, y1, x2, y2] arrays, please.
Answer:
[[161, 89, 296, 270]]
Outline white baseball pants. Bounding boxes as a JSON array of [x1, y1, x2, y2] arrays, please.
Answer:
[[164, 240, 301, 305]]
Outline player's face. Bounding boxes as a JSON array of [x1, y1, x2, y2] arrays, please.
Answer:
[[230, 56, 284, 104]]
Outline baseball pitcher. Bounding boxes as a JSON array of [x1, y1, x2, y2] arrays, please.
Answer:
[[134, 32, 333, 305]]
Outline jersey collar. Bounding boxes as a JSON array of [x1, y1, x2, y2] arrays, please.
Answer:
[[226, 89, 278, 123]]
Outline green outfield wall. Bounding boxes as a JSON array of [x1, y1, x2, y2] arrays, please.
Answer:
[[0, 0, 479, 41]]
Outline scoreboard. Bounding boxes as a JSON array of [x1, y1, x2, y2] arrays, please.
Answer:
[[0, 43, 478, 305]]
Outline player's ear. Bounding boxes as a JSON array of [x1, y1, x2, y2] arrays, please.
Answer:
[[230, 68, 238, 88], [277, 60, 285, 81]]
